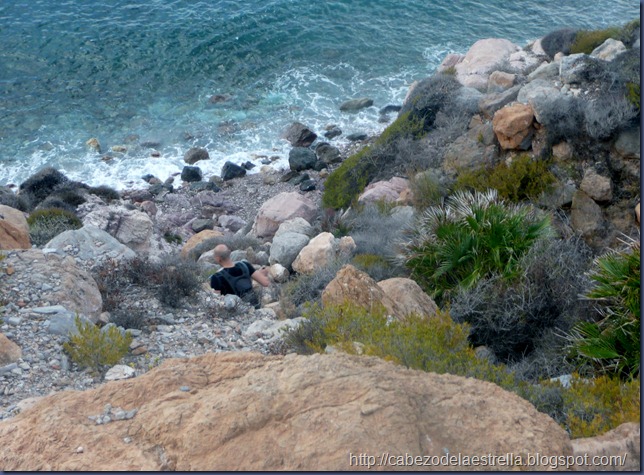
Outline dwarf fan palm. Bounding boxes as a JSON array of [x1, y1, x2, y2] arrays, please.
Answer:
[[399, 189, 553, 304]]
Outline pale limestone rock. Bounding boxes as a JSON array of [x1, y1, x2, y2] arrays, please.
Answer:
[[251, 192, 318, 240]]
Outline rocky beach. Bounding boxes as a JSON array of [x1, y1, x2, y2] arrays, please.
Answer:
[[0, 21, 641, 471]]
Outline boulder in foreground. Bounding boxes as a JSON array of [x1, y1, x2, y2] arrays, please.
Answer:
[[0, 352, 572, 471]]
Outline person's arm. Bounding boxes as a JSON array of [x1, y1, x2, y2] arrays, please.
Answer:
[[251, 266, 271, 287]]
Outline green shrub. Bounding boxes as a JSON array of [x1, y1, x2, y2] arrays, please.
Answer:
[[566, 244, 640, 379], [93, 254, 202, 311], [454, 154, 556, 203], [409, 170, 446, 210], [399, 189, 553, 304], [375, 111, 426, 146], [18, 167, 69, 208], [451, 236, 593, 369], [63, 316, 132, 374], [283, 301, 639, 439], [27, 208, 83, 246], [284, 301, 515, 386], [571, 26, 622, 55], [164, 232, 183, 244], [559, 374, 640, 438], [322, 146, 375, 210], [626, 82, 640, 112]]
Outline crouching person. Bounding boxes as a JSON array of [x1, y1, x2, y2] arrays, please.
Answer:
[[210, 244, 270, 308]]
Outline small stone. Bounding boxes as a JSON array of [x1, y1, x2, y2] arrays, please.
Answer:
[[123, 437, 132, 444], [180, 386, 190, 392], [76, 446, 84, 454]]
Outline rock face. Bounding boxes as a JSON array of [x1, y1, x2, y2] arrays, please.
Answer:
[[251, 192, 318, 240], [571, 423, 640, 472], [0, 249, 102, 321], [0, 351, 573, 471]]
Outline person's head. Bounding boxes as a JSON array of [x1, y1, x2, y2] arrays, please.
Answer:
[[213, 244, 232, 265]]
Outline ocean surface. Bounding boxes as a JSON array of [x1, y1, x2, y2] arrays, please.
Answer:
[[0, 0, 639, 189]]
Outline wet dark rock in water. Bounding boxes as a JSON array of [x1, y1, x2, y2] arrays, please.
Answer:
[[324, 126, 342, 139], [281, 122, 318, 147], [379, 104, 402, 115], [181, 166, 202, 183], [288, 147, 317, 172], [184, 147, 210, 165], [339, 97, 373, 112], [346, 133, 368, 141]]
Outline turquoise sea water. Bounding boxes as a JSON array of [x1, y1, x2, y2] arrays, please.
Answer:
[[0, 0, 639, 189]]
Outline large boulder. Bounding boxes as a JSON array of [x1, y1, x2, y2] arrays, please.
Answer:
[[269, 232, 310, 269], [251, 192, 318, 240], [221, 161, 246, 181], [516, 79, 564, 124], [281, 122, 317, 147], [0, 351, 573, 471], [291, 233, 356, 276], [183, 147, 210, 165], [180, 166, 202, 183], [571, 423, 640, 471], [288, 147, 318, 172], [454, 38, 521, 91], [590, 38, 627, 62], [357, 177, 411, 205], [315, 143, 342, 165], [492, 103, 535, 150], [322, 264, 398, 316], [377, 278, 439, 320], [339, 98, 373, 112], [83, 207, 154, 253], [0, 249, 102, 321], [45, 225, 136, 262]]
